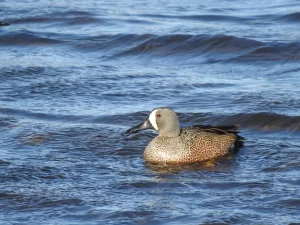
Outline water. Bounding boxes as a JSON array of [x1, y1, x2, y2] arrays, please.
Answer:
[[1, 0, 300, 224]]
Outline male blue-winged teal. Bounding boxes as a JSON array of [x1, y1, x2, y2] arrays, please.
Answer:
[[126, 107, 244, 164]]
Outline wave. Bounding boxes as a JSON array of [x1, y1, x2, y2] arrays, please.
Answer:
[[9, 10, 98, 25], [12, 16, 101, 26], [0, 21, 9, 26], [0, 107, 95, 124], [2, 107, 299, 133], [0, 107, 129, 127], [7, 10, 300, 28], [137, 13, 251, 23], [124, 110, 300, 133], [8, 10, 155, 27], [278, 12, 300, 22], [113, 34, 261, 59], [11, 16, 102, 26], [0, 30, 63, 46], [1, 27, 299, 63], [184, 112, 300, 133], [137, 11, 300, 24], [71, 33, 300, 63]]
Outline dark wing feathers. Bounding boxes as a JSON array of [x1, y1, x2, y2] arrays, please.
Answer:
[[191, 125, 245, 141], [191, 125, 239, 133]]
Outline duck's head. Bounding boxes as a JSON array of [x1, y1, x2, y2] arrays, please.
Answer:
[[126, 107, 180, 137]]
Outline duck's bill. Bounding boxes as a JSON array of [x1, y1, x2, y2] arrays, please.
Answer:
[[126, 119, 153, 133]]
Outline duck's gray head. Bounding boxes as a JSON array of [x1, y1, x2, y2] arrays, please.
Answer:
[[126, 107, 180, 137]]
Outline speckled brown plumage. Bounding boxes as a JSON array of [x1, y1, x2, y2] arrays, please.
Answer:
[[126, 107, 244, 164], [144, 126, 237, 164]]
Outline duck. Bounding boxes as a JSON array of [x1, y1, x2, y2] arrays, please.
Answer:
[[126, 107, 244, 164]]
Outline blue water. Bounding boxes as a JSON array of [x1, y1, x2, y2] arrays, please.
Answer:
[[1, 0, 300, 224]]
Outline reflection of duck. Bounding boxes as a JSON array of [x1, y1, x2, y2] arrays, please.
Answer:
[[126, 107, 244, 164]]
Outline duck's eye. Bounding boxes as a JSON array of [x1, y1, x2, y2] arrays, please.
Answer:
[[156, 114, 161, 118]]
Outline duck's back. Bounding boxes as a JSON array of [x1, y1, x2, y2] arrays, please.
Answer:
[[143, 126, 238, 164]]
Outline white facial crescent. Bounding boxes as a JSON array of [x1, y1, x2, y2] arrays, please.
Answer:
[[148, 109, 158, 130]]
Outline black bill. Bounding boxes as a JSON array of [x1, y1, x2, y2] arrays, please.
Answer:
[[125, 118, 153, 133]]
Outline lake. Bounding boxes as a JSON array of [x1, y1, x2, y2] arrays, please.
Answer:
[[1, 0, 300, 224]]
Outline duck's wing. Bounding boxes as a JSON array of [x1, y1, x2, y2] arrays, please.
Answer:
[[191, 125, 245, 141], [191, 125, 238, 133]]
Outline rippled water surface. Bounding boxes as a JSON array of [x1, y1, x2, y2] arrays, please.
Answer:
[[1, 0, 300, 224]]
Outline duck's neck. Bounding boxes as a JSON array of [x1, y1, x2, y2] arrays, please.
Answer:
[[158, 125, 180, 138]]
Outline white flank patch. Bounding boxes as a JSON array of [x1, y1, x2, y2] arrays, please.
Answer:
[[149, 109, 158, 130]]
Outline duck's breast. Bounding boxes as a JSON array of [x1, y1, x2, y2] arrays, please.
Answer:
[[143, 136, 189, 163]]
